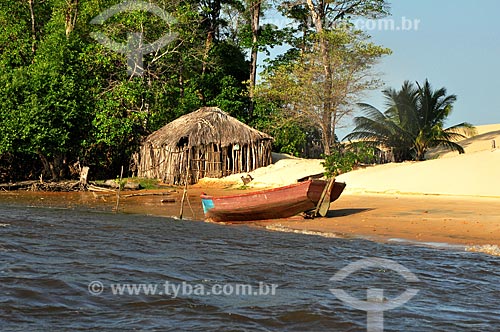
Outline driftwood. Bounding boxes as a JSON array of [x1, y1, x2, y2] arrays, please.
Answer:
[[0, 164, 90, 192], [0, 162, 143, 193], [80, 166, 89, 185], [122, 191, 175, 198], [97, 180, 141, 190], [88, 184, 116, 193], [0, 180, 144, 192], [31, 181, 81, 191], [0, 180, 39, 190], [0, 180, 83, 191]]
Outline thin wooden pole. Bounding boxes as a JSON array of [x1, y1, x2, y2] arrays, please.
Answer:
[[179, 150, 190, 219], [186, 193, 195, 220], [115, 165, 124, 212]]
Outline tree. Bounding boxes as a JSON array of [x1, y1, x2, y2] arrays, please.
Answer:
[[220, 0, 285, 121], [258, 28, 390, 155], [0, 0, 257, 180], [345, 80, 476, 161], [248, 0, 262, 119], [274, 0, 389, 154], [0, 0, 94, 179], [252, 99, 323, 157]]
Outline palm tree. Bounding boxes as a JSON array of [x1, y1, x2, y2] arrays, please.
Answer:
[[345, 80, 476, 161]]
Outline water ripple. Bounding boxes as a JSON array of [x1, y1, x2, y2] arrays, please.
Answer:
[[0, 203, 498, 331]]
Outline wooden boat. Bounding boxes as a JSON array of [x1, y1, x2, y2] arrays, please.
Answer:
[[200, 179, 346, 222]]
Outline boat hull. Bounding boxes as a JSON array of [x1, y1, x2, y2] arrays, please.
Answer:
[[201, 180, 346, 222]]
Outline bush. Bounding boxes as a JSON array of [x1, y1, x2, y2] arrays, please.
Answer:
[[322, 143, 376, 177]]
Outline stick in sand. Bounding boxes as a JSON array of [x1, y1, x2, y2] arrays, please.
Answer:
[[115, 166, 124, 212], [179, 152, 190, 219]]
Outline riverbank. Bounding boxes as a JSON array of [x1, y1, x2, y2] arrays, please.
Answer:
[[1, 187, 498, 251], [258, 193, 500, 247], [1, 123, 499, 253]]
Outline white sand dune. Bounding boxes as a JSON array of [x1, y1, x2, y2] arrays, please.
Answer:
[[337, 124, 500, 197], [200, 124, 500, 197], [198, 153, 326, 188], [427, 124, 500, 159], [336, 149, 500, 197]]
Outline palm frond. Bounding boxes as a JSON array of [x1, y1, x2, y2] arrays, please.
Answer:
[[438, 131, 468, 142], [445, 122, 477, 137], [357, 103, 386, 119], [431, 140, 465, 154]]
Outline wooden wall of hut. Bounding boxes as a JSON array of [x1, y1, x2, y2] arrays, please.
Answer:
[[136, 140, 272, 185]]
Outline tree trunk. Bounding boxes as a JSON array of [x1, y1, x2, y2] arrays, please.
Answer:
[[322, 109, 332, 154], [248, 0, 262, 120], [201, 0, 221, 76], [306, 0, 334, 155], [65, 0, 79, 38], [201, 31, 213, 76], [178, 60, 184, 98], [39, 153, 58, 180], [416, 148, 426, 161], [28, 0, 36, 56], [321, 124, 331, 156], [79, 166, 89, 185], [38, 153, 68, 180]]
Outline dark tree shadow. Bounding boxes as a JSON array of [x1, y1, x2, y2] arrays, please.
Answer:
[[326, 208, 374, 218]]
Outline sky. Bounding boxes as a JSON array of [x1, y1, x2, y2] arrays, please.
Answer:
[[262, 0, 500, 139]]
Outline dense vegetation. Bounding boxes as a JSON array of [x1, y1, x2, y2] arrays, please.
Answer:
[[0, 0, 393, 182], [1, 0, 255, 181], [2, 1, 471, 182]]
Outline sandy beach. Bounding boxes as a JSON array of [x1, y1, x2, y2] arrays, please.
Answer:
[[195, 123, 500, 251], [259, 193, 500, 246]]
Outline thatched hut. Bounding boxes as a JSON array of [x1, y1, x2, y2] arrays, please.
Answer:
[[135, 107, 273, 184]]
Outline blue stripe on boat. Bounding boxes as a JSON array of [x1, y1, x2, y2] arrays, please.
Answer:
[[201, 198, 214, 214]]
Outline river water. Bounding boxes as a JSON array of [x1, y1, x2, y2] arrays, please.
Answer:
[[0, 202, 498, 331]]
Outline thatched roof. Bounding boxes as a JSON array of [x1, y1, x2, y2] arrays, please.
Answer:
[[145, 107, 272, 149]]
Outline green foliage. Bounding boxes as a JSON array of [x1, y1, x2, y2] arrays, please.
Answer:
[[322, 143, 376, 178], [0, 0, 395, 182], [322, 149, 357, 178], [346, 80, 476, 161], [252, 98, 324, 158], [257, 28, 390, 155], [211, 75, 248, 119], [237, 21, 285, 55], [0, 27, 93, 178], [134, 177, 160, 190], [251, 100, 305, 156], [347, 142, 377, 164], [199, 41, 250, 120], [272, 122, 307, 157], [0, 0, 254, 181], [82, 79, 148, 176]]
